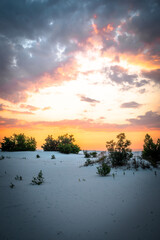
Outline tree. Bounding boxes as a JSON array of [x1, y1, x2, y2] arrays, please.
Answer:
[[106, 133, 133, 166], [0, 133, 36, 151], [142, 134, 160, 166], [41, 135, 59, 151], [41, 133, 80, 154]]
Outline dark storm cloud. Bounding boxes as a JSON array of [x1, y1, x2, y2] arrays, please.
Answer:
[[107, 65, 149, 90], [142, 69, 160, 84], [125, 0, 160, 44], [120, 101, 142, 108], [0, 0, 159, 102], [117, 33, 144, 54], [108, 65, 137, 85], [135, 80, 149, 87], [127, 111, 160, 129]]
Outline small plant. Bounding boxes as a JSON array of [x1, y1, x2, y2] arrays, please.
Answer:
[[0, 155, 5, 160], [83, 151, 98, 158], [140, 160, 151, 169], [36, 154, 40, 158], [132, 158, 140, 170], [106, 133, 133, 167], [97, 162, 111, 176], [10, 182, 15, 188], [83, 150, 91, 158], [84, 159, 93, 166], [90, 151, 98, 158], [31, 170, 44, 185], [15, 175, 23, 180], [51, 154, 56, 159]]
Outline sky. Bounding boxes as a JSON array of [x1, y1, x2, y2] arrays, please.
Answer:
[[0, 0, 160, 150]]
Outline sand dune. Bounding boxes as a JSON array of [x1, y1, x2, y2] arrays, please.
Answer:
[[0, 151, 160, 240]]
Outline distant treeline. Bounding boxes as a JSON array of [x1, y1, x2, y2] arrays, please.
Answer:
[[0, 133, 160, 165]]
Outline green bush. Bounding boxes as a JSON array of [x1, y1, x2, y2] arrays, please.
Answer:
[[15, 175, 23, 181], [83, 150, 91, 158], [83, 151, 97, 158], [0, 133, 36, 151], [31, 170, 44, 185], [90, 151, 97, 158], [51, 154, 56, 159], [142, 134, 160, 166], [42, 133, 80, 154], [106, 133, 133, 166], [36, 154, 40, 158], [58, 142, 80, 154], [41, 135, 59, 151], [97, 163, 111, 176], [84, 159, 94, 166]]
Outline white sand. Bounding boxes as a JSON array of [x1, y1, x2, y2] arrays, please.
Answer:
[[0, 151, 160, 240]]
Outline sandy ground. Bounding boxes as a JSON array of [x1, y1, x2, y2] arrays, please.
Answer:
[[0, 151, 160, 240]]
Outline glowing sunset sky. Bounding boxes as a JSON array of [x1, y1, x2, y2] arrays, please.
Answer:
[[0, 0, 160, 150]]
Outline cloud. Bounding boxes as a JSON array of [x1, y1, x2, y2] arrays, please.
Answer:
[[0, 117, 126, 131], [120, 101, 142, 108], [135, 80, 149, 87], [0, 0, 159, 103], [108, 65, 138, 87], [20, 104, 40, 111], [127, 111, 160, 129], [142, 69, 160, 85], [125, 1, 160, 45], [0, 116, 24, 128], [42, 107, 51, 111], [1, 110, 160, 130], [0, 103, 34, 115], [79, 95, 100, 104]]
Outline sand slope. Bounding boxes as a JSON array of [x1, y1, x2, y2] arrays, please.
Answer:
[[0, 151, 160, 240]]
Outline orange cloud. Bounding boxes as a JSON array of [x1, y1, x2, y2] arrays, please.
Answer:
[[103, 23, 114, 33], [92, 23, 99, 34]]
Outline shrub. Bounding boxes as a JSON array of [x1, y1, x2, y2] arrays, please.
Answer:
[[140, 160, 151, 169], [0, 133, 36, 151], [51, 154, 56, 159], [15, 175, 23, 180], [42, 134, 80, 154], [10, 183, 15, 188], [132, 158, 140, 170], [106, 133, 133, 167], [90, 151, 98, 158], [84, 159, 94, 166], [142, 134, 160, 166], [36, 154, 40, 158], [83, 150, 91, 158], [97, 163, 111, 176], [58, 143, 72, 154], [31, 170, 44, 185], [58, 134, 80, 154], [83, 151, 97, 158], [41, 135, 59, 151], [0, 155, 5, 160]]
